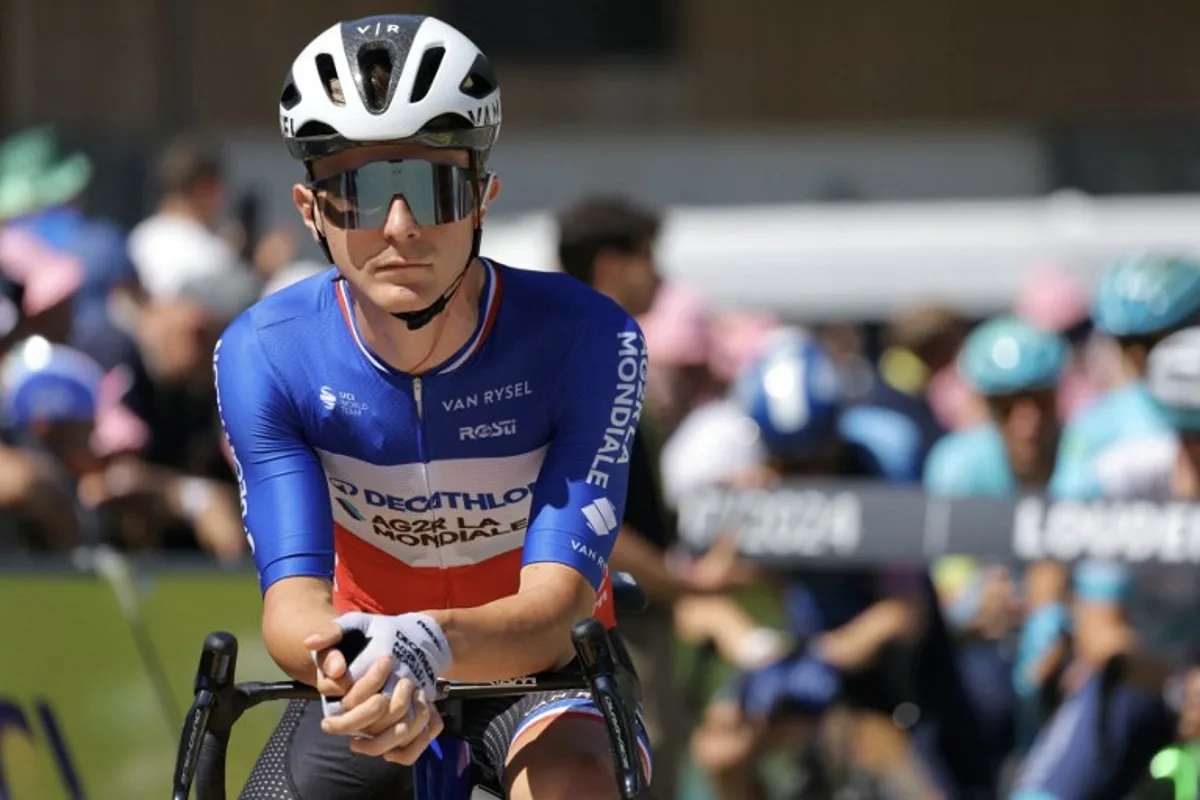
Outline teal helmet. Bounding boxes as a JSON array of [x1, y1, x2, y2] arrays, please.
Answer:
[[958, 316, 1068, 397], [1147, 326, 1200, 432], [1092, 253, 1200, 337]]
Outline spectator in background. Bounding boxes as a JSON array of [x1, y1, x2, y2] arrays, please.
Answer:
[[0, 335, 245, 562], [122, 136, 261, 478], [924, 317, 1068, 774], [0, 126, 158, 434], [645, 291, 782, 506], [0, 128, 90, 350], [128, 136, 252, 300], [0, 334, 92, 553], [683, 330, 992, 800], [253, 226, 327, 298], [0, 128, 247, 562], [881, 303, 985, 434], [637, 282, 720, 437], [818, 319, 945, 481], [557, 194, 721, 800], [136, 268, 259, 479], [1014, 264, 1107, 421], [0, 127, 145, 329]]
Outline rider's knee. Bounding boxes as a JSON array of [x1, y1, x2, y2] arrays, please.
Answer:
[[508, 747, 617, 800], [506, 719, 626, 800]]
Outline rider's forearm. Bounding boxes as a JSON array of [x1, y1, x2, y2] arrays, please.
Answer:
[[262, 576, 339, 685], [429, 563, 596, 682], [815, 596, 925, 672]]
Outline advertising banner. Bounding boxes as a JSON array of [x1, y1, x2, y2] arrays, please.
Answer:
[[0, 568, 280, 799]]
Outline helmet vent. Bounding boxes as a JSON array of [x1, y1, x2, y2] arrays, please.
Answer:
[[315, 54, 345, 106], [357, 47, 394, 112], [295, 121, 337, 138], [459, 54, 496, 99], [280, 74, 302, 110], [410, 46, 445, 103]]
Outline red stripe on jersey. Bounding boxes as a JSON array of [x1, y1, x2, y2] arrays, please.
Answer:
[[331, 522, 616, 628]]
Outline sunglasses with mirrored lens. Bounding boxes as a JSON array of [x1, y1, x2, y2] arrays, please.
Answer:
[[309, 160, 478, 229]]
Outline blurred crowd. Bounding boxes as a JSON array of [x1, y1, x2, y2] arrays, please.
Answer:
[[8, 122, 1200, 799], [0, 127, 324, 562], [550, 194, 1200, 800]]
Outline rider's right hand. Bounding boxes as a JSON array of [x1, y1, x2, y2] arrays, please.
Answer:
[[305, 611, 451, 719], [307, 634, 382, 699]]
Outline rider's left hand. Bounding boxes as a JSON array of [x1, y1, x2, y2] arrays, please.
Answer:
[[348, 678, 446, 763]]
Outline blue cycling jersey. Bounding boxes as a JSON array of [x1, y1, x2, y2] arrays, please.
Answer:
[[1049, 382, 1171, 501], [213, 260, 646, 623], [1048, 381, 1175, 605], [924, 423, 1015, 498]]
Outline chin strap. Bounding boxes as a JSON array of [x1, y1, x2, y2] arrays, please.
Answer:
[[390, 230, 480, 330]]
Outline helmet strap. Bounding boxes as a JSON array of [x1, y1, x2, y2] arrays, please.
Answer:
[[304, 162, 338, 265]]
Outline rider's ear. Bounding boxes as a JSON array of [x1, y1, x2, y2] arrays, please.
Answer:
[[293, 184, 323, 241]]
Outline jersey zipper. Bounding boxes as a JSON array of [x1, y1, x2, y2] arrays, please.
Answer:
[[412, 377, 451, 607]]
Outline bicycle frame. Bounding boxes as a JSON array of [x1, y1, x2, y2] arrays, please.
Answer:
[[413, 735, 474, 800]]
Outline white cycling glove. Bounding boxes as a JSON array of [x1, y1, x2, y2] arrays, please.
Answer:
[[316, 611, 452, 717]]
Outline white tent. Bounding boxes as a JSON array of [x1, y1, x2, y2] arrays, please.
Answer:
[[481, 192, 1200, 319]]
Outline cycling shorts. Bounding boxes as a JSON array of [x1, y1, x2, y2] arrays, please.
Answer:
[[1011, 672, 1174, 800], [240, 689, 651, 799]]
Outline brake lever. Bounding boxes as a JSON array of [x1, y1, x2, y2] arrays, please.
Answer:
[[572, 619, 646, 800], [170, 632, 240, 800], [171, 689, 219, 799]]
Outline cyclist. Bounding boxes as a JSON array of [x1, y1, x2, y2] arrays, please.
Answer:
[[683, 329, 990, 800], [1013, 255, 1200, 749], [924, 316, 1067, 775], [1009, 326, 1200, 800], [215, 15, 650, 800]]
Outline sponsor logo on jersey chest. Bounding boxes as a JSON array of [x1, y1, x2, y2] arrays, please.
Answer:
[[369, 514, 528, 547], [327, 476, 536, 513], [441, 380, 532, 412], [459, 419, 517, 440]]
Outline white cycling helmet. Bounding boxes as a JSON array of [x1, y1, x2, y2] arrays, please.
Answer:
[[279, 15, 501, 171], [1147, 326, 1200, 431]]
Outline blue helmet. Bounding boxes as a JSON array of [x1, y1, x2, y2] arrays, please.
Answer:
[[733, 329, 842, 460], [1, 336, 103, 427], [958, 316, 1067, 397], [1092, 253, 1200, 337], [1147, 326, 1200, 433]]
